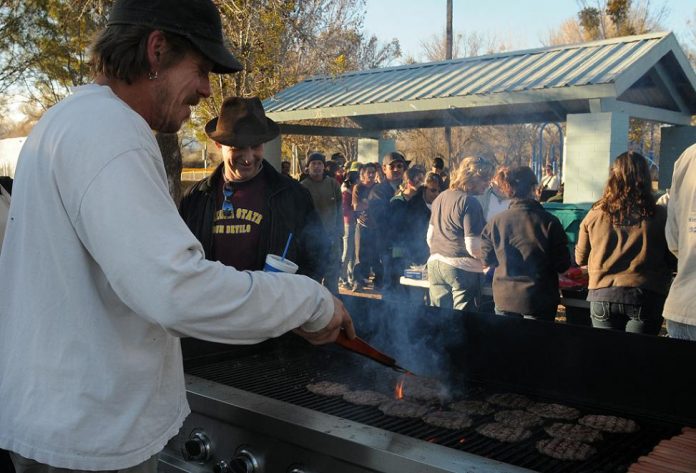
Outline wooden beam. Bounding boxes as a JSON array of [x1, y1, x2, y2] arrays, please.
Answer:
[[278, 124, 381, 138], [600, 98, 692, 125], [652, 62, 691, 114]]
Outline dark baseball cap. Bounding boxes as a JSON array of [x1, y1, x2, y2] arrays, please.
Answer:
[[306, 152, 326, 164], [383, 151, 410, 167], [108, 0, 243, 73]]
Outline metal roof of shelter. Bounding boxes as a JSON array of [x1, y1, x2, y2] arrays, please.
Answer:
[[263, 32, 696, 136]]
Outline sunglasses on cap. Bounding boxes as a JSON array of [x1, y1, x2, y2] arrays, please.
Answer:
[[222, 182, 234, 217]]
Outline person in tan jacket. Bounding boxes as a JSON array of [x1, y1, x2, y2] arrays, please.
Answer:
[[575, 152, 675, 335]]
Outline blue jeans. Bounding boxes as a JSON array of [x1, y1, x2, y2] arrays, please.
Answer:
[[667, 320, 696, 341], [590, 298, 665, 335], [427, 259, 480, 311], [340, 222, 356, 285]]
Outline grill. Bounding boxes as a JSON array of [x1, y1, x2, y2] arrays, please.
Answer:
[[162, 296, 696, 473]]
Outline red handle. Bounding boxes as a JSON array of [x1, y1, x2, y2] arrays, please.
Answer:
[[335, 331, 397, 368]]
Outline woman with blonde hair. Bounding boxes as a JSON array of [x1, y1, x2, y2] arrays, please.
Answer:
[[575, 151, 676, 334], [427, 156, 495, 310]]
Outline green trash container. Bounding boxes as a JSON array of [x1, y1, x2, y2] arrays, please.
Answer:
[[542, 202, 592, 263]]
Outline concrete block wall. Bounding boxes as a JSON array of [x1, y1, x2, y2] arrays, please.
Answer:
[[357, 138, 395, 163], [564, 112, 629, 204]]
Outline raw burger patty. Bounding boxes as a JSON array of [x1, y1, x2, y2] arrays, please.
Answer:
[[449, 400, 495, 416], [342, 390, 390, 407], [544, 422, 604, 443], [494, 409, 543, 428], [536, 438, 597, 461], [306, 381, 349, 396], [578, 414, 639, 433], [379, 400, 430, 418], [421, 411, 473, 430], [528, 402, 581, 420], [486, 392, 534, 408], [476, 422, 532, 442]]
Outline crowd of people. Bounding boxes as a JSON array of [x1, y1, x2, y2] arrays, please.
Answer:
[[281, 146, 684, 342]]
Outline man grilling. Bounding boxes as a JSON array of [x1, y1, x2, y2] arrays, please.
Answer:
[[0, 1, 354, 472]]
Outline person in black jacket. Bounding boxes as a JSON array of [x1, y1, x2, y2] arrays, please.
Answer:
[[367, 151, 410, 290], [481, 166, 570, 320], [179, 97, 328, 280]]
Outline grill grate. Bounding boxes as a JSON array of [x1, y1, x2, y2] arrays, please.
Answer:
[[185, 340, 680, 473]]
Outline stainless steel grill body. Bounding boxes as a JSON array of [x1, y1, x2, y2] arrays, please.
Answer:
[[160, 296, 696, 473]]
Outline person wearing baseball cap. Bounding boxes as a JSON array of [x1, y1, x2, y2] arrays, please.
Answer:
[[365, 151, 410, 290], [0, 3, 354, 472]]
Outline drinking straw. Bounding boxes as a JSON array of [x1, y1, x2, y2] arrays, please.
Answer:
[[281, 233, 293, 261]]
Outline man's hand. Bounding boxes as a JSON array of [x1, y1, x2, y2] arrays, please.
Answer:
[[294, 296, 356, 345]]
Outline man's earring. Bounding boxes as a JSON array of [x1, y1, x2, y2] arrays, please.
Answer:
[[148, 71, 158, 80]]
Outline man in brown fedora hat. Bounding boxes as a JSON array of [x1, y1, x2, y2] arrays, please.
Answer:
[[180, 96, 329, 281], [0, 2, 354, 472]]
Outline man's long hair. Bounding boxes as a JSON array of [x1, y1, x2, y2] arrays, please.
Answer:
[[594, 151, 656, 223], [90, 25, 196, 84]]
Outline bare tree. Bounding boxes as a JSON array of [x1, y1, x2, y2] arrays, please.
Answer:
[[546, 0, 668, 45]]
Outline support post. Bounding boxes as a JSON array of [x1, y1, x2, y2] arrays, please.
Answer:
[[564, 112, 629, 204]]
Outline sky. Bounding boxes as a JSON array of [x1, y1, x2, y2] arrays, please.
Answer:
[[364, 0, 696, 62]]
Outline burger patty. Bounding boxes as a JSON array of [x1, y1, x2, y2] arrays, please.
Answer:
[[306, 381, 349, 397], [379, 400, 430, 418], [486, 392, 534, 409], [401, 376, 447, 404], [449, 400, 495, 416], [536, 438, 597, 461], [476, 422, 532, 443], [544, 422, 604, 443], [342, 390, 390, 407], [578, 414, 639, 433], [421, 411, 473, 430], [528, 402, 581, 420], [494, 409, 543, 429]]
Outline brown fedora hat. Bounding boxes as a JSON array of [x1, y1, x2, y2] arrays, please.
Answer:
[[205, 97, 280, 148]]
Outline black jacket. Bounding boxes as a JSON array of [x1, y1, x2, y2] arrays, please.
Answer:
[[481, 199, 571, 315], [367, 180, 397, 254], [179, 161, 328, 280], [389, 187, 431, 265]]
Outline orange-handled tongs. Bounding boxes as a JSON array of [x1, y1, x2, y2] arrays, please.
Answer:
[[335, 331, 411, 374]]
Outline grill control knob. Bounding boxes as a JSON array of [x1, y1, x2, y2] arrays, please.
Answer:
[[181, 430, 212, 463], [214, 460, 232, 473], [229, 448, 259, 473], [287, 466, 309, 473]]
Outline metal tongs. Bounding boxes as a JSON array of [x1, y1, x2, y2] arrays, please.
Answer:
[[335, 331, 411, 374]]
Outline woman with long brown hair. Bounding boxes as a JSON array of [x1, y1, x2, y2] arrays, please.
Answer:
[[575, 151, 675, 334]]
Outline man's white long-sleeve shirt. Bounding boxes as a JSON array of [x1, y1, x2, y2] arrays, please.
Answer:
[[664, 143, 696, 326], [0, 84, 333, 470]]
